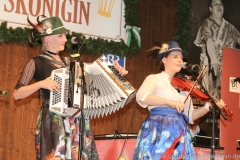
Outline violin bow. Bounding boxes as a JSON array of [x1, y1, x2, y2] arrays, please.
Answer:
[[183, 65, 207, 104]]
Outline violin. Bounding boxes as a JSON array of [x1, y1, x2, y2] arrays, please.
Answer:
[[171, 75, 233, 118], [172, 76, 209, 101]]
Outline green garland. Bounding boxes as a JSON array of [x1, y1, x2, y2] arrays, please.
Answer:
[[0, 0, 140, 57], [174, 0, 192, 52]]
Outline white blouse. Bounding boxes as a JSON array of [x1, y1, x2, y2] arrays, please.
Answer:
[[136, 71, 195, 124]]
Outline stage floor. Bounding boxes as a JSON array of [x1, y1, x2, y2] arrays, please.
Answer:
[[95, 139, 224, 160]]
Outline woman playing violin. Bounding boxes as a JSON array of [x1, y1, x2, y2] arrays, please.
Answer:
[[132, 41, 225, 160]]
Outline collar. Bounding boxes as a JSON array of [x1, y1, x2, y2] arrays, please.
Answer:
[[46, 50, 59, 55], [160, 71, 170, 79]]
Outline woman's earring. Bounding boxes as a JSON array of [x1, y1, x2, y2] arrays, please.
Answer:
[[44, 42, 48, 51]]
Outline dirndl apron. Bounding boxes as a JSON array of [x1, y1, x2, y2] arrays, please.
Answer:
[[35, 100, 99, 160], [132, 107, 196, 160]]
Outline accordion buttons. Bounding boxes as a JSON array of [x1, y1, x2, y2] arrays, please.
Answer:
[[122, 83, 132, 89], [52, 74, 63, 105], [108, 66, 127, 82], [99, 58, 108, 63]]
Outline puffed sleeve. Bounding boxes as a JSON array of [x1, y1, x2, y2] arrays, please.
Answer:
[[136, 75, 157, 108], [15, 59, 35, 89]]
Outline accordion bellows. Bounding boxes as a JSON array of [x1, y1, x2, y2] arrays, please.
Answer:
[[50, 55, 136, 118]]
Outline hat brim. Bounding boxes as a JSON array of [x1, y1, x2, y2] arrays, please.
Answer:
[[37, 27, 70, 37], [157, 49, 188, 61]]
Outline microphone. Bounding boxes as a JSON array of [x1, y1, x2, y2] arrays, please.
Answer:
[[71, 37, 81, 44], [0, 90, 7, 96], [182, 62, 200, 72]]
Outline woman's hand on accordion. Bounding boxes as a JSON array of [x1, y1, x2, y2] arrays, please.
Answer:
[[113, 60, 128, 76], [41, 75, 60, 92]]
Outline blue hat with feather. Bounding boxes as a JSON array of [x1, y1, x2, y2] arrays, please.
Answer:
[[157, 41, 188, 61]]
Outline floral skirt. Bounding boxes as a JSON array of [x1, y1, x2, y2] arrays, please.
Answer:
[[35, 102, 99, 160], [132, 107, 195, 160]]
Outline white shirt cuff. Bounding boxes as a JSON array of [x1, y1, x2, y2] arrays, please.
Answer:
[[136, 92, 150, 108], [204, 102, 210, 110], [188, 109, 194, 124]]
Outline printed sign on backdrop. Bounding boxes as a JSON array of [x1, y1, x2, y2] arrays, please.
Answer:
[[104, 53, 126, 68], [229, 77, 240, 93], [229, 76, 240, 108], [0, 0, 125, 41]]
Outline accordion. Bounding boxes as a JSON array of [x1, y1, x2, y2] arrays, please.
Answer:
[[49, 63, 82, 117], [49, 55, 136, 118]]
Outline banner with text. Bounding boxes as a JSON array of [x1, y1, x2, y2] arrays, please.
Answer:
[[0, 0, 125, 41]]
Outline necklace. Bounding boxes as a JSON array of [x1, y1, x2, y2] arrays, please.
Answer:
[[46, 50, 59, 55]]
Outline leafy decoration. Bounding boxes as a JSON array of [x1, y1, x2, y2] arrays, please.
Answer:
[[173, 0, 192, 52], [0, 0, 140, 57]]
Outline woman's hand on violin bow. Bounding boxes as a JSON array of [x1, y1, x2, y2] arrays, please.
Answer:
[[167, 100, 184, 113]]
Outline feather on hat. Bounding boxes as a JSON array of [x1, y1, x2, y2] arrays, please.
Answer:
[[27, 15, 69, 43]]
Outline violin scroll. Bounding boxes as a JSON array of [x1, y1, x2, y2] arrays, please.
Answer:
[[221, 107, 233, 117]]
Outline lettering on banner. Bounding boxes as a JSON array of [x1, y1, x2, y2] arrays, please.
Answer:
[[1, 0, 124, 41], [104, 53, 125, 68], [3, 0, 90, 25]]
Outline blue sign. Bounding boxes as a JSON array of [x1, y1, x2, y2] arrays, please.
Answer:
[[104, 53, 126, 68]]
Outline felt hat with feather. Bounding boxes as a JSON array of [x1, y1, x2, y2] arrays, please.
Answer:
[[157, 41, 188, 61], [27, 15, 69, 40]]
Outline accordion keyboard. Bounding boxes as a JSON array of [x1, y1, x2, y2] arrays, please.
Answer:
[[51, 75, 62, 105], [49, 68, 71, 116]]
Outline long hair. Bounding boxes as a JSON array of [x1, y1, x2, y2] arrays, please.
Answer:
[[41, 37, 47, 53]]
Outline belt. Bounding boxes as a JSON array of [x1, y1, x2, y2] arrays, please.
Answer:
[[150, 107, 189, 122]]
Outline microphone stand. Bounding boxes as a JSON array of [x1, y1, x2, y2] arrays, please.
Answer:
[[78, 59, 86, 160], [186, 66, 227, 160], [71, 38, 86, 160]]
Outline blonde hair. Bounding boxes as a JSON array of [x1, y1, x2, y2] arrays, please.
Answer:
[[41, 37, 47, 52]]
